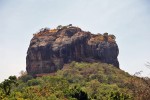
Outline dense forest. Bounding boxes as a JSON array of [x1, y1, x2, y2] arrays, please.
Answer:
[[0, 62, 150, 100]]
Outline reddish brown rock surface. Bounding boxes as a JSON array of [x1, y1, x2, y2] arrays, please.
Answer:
[[26, 26, 119, 76]]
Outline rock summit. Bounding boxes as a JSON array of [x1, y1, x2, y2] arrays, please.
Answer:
[[26, 25, 119, 76]]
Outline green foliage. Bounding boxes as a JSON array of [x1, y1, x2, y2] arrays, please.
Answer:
[[19, 75, 33, 83], [109, 91, 132, 100], [103, 32, 108, 36], [109, 34, 116, 40], [57, 25, 63, 30], [68, 24, 72, 27], [0, 76, 18, 95], [67, 86, 89, 100], [1, 62, 150, 99], [27, 78, 43, 86], [103, 32, 108, 41]]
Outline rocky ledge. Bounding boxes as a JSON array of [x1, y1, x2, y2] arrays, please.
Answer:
[[26, 25, 119, 76]]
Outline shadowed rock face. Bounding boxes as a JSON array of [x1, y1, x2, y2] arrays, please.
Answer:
[[26, 26, 119, 76]]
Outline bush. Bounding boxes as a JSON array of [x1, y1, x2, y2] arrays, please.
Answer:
[[109, 91, 132, 100], [67, 86, 89, 100], [27, 79, 43, 86], [19, 75, 33, 83]]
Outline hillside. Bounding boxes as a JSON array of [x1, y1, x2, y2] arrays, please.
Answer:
[[1, 62, 150, 100]]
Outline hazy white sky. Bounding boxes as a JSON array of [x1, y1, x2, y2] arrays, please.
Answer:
[[0, 0, 150, 82]]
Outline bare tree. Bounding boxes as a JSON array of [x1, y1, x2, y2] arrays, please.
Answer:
[[145, 62, 150, 69]]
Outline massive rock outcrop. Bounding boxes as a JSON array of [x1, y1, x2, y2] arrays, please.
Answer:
[[26, 25, 119, 76]]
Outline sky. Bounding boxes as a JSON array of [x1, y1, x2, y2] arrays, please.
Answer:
[[0, 0, 150, 82]]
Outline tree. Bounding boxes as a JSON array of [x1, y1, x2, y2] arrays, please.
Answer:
[[103, 32, 108, 41], [146, 62, 150, 69], [19, 75, 33, 83], [57, 25, 63, 30], [19, 70, 27, 77], [0, 76, 18, 95], [69, 86, 89, 100], [109, 34, 116, 40], [18, 70, 33, 82], [103, 32, 108, 36], [68, 24, 72, 27]]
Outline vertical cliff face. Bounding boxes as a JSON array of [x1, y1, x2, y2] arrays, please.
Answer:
[[26, 26, 119, 76]]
